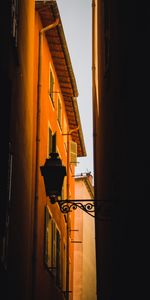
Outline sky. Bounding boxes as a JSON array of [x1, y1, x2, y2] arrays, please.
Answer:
[[56, 0, 94, 177]]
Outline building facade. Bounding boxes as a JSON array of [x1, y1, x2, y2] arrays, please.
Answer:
[[0, 1, 35, 299], [33, 2, 86, 299]]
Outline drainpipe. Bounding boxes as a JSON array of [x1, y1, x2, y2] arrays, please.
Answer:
[[32, 18, 59, 300], [66, 126, 79, 300]]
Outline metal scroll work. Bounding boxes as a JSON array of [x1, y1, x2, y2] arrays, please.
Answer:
[[57, 199, 113, 220], [58, 200, 95, 217]]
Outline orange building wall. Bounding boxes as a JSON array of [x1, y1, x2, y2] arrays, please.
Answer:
[[33, 12, 75, 300]]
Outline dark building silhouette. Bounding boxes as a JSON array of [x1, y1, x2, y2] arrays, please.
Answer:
[[0, 1, 86, 300], [92, 1, 150, 299]]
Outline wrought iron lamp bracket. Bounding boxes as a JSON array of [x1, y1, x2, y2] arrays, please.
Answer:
[[52, 198, 113, 220], [56, 199, 95, 217]]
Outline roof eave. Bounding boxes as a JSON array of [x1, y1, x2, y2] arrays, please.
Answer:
[[35, 0, 86, 157]]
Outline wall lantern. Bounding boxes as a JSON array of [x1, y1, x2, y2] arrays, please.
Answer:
[[40, 152, 111, 219], [40, 152, 96, 216], [40, 152, 66, 204]]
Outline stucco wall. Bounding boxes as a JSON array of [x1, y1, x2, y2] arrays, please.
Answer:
[[73, 178, 97, 300], [33, 11, 75, 300]]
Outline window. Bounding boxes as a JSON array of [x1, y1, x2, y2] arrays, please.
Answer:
[[52, 132, 56, 153], [48, 127, 56, 156], [44, 207, 61, 287], [57, 97, 62, 129], [49, 69, 54, 104]]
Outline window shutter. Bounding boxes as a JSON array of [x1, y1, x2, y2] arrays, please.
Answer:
[[57, 98, 62, 128], [70, 140, 77, 166]]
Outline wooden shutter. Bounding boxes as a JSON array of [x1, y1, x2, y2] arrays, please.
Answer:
[[57, 98, 62, 128], [70, 140, 77, 166]]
